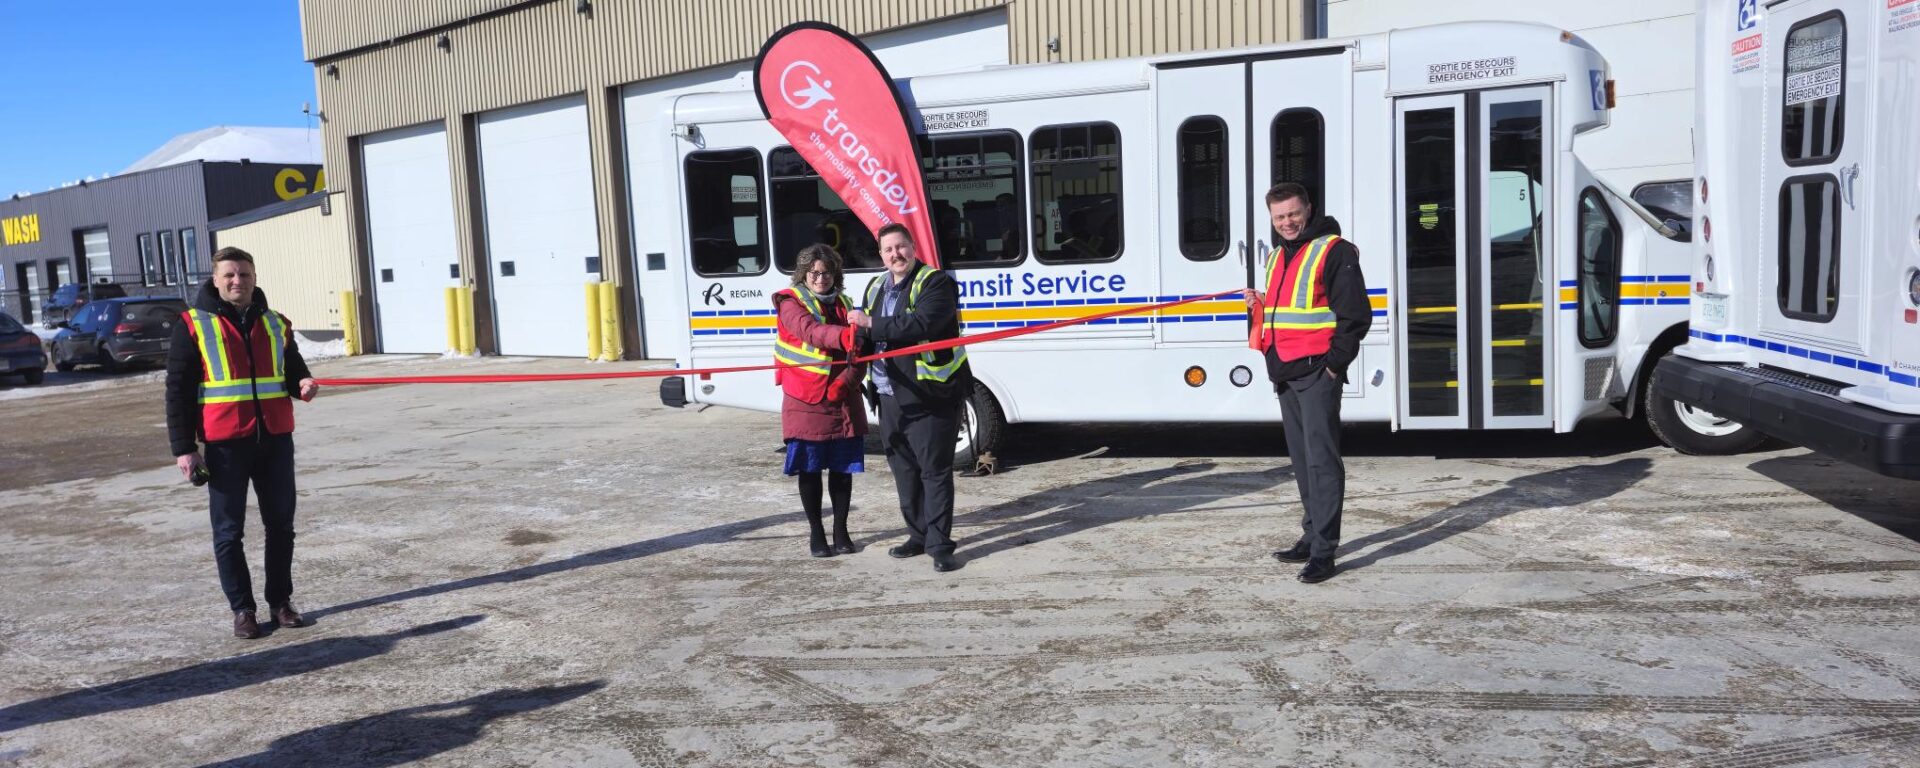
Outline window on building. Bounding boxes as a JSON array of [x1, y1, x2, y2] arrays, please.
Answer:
[[1577, 188, 1622, 347], [1631, 180, 1693, 242], [767, 147, 881, 273], [1030, 122, 1122, 263], [178, 228, 198, 281], [920, 131, 1023, 268], [1177, 117, 1229, 261], [78, 228, 112, 282], [1271, 109, 1325, 212], [1782, 13, 1845, 165], [1777, 176, 1841, 322], [137, 233, 156, 286], [158, 230, 178, 286], [684, 149, 768, 277]]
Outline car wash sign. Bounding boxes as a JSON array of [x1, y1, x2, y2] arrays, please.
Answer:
[[754, 22, 940, 267]]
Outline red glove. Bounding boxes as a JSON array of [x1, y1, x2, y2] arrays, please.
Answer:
[[827, 376, 848, 402]]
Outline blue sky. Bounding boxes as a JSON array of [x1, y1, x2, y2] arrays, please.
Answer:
[[0, 1, 316, 196]]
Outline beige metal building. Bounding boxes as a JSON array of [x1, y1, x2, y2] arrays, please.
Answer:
[[209, 191, 354, 336], [300, 0, 1316, 357]]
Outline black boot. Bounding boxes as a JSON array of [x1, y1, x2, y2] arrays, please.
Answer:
[[828, 471, 856, 554], [798, 472, 832, 558]]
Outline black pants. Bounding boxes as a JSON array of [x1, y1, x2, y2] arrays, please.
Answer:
[[877, 395, 958, 555], [1277, 370, 1345, 559], [205, 432, 297, 613]]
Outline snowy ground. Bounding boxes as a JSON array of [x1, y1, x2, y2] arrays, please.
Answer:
[[2, 355, 1917, 766]]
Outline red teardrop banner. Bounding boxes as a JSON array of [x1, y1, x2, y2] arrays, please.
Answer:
[[753, 22, 940, 267]]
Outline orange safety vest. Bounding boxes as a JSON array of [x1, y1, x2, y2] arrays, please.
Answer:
[[773, 287, 853, 404], [1252, 234, 1342, 361], [184, 307, 294, 442]]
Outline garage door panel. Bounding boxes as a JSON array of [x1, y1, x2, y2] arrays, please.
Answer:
[[361, 122, 458, 355], [477, 97, 597, 357]]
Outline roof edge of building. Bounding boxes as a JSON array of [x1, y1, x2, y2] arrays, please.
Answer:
[[208, 190, 335, 232]]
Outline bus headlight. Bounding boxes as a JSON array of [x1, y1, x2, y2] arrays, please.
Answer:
[[1908, 269, 1920, 308], [1703, 254, 1715, 283]]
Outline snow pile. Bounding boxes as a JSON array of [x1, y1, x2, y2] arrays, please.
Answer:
[[122, 126, 323, 174], [295, 332, 347, 360]]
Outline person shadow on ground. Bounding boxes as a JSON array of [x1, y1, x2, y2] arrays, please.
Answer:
[[1335, 458, 1652, 573], [194, 681, 605, 768], [954, 460, 1294, 562], [0, 616, 484, 734]]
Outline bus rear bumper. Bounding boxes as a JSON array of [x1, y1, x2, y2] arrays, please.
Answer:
[[1654, 356, 1920, 480]]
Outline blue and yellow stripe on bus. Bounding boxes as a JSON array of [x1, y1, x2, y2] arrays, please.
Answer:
[[1558, 276, 1690, 310]]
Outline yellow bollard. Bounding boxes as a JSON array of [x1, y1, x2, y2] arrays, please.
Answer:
[[339, 290, 360, 356], [444, 287, 461, 354], [584, 282, 603, 361], [598, 280, 622, 361], [456, 286, 476, 355]]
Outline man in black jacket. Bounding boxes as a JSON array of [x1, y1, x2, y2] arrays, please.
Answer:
[[1243, 183, 1372, 584], [166, 247, 318, 638], [848, 223, 972, 573]]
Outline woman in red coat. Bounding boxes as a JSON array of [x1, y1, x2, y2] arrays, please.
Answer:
[[774, 245, 868, 557]]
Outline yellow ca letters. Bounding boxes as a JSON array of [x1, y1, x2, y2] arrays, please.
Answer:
[[275, 168, 308, 201]]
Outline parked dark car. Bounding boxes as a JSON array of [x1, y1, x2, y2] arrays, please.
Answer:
[[41, 282, 128, 329], [51, 297, 188, 373], [0, 311, 48, 385]]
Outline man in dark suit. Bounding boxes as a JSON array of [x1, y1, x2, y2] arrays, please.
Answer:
[[847, 223, 973, 573]]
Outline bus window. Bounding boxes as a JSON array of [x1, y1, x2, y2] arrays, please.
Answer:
[[1030, 122, 1122, 264], [1781, 13, 1845, 165], [1631, 180, 1692, 243], [684, 149, 769, 277], [1577, 188, 1622, 347], [1271, 109, 1324, 213], [1777, 175, 1841, 322], [768, 147, 881, 272], [1176, 117, 1229, 261], [920, 130, 1024, 268]]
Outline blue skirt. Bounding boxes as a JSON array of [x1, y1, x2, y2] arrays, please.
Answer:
[[784, 436, 866, 475]]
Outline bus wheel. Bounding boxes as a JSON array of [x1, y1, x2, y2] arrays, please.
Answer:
[[956, 381, 1005, 470], [1645, 360, 1765, 456]]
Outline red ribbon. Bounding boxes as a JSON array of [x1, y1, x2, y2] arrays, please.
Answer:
[[312, 289, 1244, 386]]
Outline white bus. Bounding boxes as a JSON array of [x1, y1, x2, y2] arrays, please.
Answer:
[[1656, 0, 1920, 478], [648, 21, 1756, 463]]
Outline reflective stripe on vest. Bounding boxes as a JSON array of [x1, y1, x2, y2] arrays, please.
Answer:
[[863, 267, 968, 384]]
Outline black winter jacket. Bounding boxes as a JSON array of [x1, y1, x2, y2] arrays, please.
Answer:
[[857, 263, 973, 408], [1263, 215, 1373, 385], [165, 280, 312, 456]]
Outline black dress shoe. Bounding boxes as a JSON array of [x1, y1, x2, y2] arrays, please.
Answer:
[[1297, 557, 1336, 584], [932, 553, 962, 572], [233, 610, 261, 639], [888, 543, 925, 559], [810, 539, 834, 558], [1271, 541, 1312, 563], [832, 537, 858, 555]]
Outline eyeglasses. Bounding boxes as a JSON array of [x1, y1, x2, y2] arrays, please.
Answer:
[[805, 270, 833, 279]]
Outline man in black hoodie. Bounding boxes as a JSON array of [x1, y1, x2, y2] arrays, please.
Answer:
[[1242, 183, 1372, 584], [166, 247, 318, 638]]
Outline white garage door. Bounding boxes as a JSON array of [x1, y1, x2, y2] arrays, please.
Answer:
[[476, 97, 599, 357], [361, 122, 459, 355]]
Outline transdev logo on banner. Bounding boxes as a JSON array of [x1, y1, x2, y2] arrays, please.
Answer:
[[754, 22, 940, 267]]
